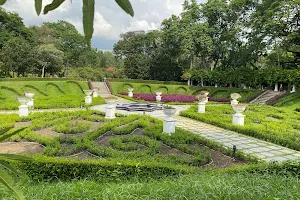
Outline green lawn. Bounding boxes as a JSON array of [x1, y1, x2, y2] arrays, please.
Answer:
[[1, 171, 299, 200], [181, 104, 300, 151], [0, 81, 105, 109]]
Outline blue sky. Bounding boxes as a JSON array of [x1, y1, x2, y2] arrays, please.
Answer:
[[3, 0, 206, 51]]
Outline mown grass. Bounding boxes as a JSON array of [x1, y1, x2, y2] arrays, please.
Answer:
[[275, 92, 300, 109], [0, 171, 299, 200], [0, 81, 105, 110], [180, 104, 300, 151], [110, 82, 261, 102]]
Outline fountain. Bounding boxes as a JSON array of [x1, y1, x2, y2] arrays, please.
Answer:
[[116, 102, 163, 112]]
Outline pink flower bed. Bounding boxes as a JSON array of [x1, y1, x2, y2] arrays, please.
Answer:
[[119, 92, 196, 102]]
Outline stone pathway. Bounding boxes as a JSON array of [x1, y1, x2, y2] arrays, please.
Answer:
[[91, 97, 300, 162]]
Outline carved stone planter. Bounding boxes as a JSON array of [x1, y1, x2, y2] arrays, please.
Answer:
[[232, 104, 247, 126], [128, 88, 134, 98], [24, 92, 34, 109], [17, 97, 30, 117], [163, 107, 176, 134], [84, 90, 93, 104]]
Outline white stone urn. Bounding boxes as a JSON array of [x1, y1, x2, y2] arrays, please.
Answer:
[[17, 97, 30, 117], [156, 91, 162, 102], [24, 92, 34, 109], [232, 104, 248, 126], [128, 88, 134, 98], [163, 107, 176, 134], [230, 93, 241, 106], [83, 90, 93, 104], [105, 98, 117, 119], [92, 89, 98, 98]]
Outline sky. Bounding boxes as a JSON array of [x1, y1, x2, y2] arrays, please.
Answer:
[[2, 0, 206, 51]]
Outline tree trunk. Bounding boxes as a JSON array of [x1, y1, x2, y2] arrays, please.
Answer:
[[42, 66, 45, 78]]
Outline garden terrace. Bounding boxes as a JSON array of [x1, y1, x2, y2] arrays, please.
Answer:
[[180, 104, 300, 151], [0, 80, 105, 109], [110, 81, 262, 103]]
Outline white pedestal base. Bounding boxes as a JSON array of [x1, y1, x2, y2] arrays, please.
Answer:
[[27, 99, 34, 109], [93, 91, 98, 98], [232, 113, 245, 126], [19, 105, 29, 117], [85, 96, 92, 104], [163, 117, 176, 135], [215, 84, 218, 88], [128, 92, 133, 98], [156, 95, 161, 102], [105, 105, 116, 119], [274, 83, 279, 92], [198, 102, 206, 113], [231, 100, 239, 106]]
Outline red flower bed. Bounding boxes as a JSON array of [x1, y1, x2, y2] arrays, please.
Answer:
[[119, 92, 196, 102]]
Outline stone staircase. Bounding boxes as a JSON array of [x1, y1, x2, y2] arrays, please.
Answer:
[[91, 82, 111, 97], [250, 90, 284, 105]]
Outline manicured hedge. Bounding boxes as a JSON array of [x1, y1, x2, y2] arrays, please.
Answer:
[[0, 78, 80, 82], [13, 156, 197, 182], [108, 78, 186, 85]]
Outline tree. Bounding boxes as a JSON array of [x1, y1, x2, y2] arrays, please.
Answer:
[[0, 37, 35, 77], [36, 44, 64, 77]]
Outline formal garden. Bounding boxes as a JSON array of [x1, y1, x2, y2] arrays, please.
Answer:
[[1, 0, 300, 199]]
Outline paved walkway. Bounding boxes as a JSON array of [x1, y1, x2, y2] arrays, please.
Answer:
[[91, 96, 300, 162]]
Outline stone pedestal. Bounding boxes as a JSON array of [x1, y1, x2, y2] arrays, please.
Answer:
[[156, 95, 162, 102], [93, 91, 98, 98], [198, 102, 206, 113], [27, 99, 34, 109], [231, 99, 239, 106], [232, 113, 245, 126], [19, 105, 29, 117], [163, 117, 176, 135], [105, 104, 116, 119], [274, 83, 279, 92], [85, 96, 92, 104], [215, 84, 218, 88], [291, 85, 296, 93], [128, 92, 133, 98]]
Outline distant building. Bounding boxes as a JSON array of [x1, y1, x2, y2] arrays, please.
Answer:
[[106, 66, 117, 71]]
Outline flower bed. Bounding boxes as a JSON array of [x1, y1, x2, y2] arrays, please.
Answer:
[[118, 92, 231, 103]]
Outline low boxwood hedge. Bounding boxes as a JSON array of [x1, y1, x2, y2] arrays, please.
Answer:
[[13, 156, 198, 182]]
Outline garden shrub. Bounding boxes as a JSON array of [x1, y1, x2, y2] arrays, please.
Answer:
[[13, 156, 197, 182]]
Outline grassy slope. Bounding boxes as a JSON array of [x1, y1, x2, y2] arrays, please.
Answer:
[[110, 82, 262, 102], [1, 172, 299, 199], [275, 92, 300, 109], [181, 104, 300, 151], [0, 81, 105, 110]]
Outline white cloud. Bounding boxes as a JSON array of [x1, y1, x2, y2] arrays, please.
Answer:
[[2, 0, 207, 49]]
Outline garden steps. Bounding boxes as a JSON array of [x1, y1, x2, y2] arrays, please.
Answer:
[[91, 82, 111, 96], [250, 90, 284, 105]]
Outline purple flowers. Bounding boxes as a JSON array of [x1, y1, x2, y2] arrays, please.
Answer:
[[119, 92, 231, 103], [208, 97, 231, 103]]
